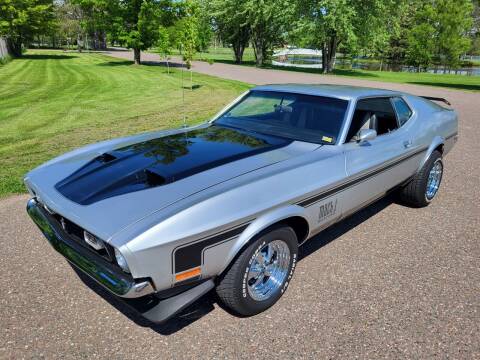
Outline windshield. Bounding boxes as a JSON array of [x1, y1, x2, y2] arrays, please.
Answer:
[[214, 90, 349, 144]]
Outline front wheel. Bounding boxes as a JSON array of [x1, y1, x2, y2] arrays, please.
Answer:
[[216, 225, 298, 316], [399, 150, 444, 207]]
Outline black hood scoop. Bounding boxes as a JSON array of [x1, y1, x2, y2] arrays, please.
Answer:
[[55, 125, 290, 205]]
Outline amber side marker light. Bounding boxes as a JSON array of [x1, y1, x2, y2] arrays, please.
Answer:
[[175, 267, 201, 282]]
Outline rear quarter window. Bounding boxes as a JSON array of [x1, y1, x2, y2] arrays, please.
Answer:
[[392, 97, 413, 126]]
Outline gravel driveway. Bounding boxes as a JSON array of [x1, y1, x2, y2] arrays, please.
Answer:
[[1, 50, 479, 359]]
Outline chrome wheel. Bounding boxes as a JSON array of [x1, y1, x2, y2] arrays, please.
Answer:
[[426, 159, 443, 200], [247, 240, 291, 301]]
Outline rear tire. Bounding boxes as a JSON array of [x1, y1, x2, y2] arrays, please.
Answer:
[[399, 150, 443, 207], [216, 225, 298, 316]]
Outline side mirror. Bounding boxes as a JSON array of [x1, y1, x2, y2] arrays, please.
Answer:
[[357, 129, 377, 144]]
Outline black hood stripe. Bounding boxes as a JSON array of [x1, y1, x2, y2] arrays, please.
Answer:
[[55, 125, 291, 205]]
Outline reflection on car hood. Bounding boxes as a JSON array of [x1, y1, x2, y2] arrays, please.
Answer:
[[55, 125, 290, 205]]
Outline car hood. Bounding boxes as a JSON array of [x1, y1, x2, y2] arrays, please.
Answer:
[[25, 124, 318, 241]]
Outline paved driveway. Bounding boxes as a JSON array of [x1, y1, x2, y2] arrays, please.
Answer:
[[1, 51, 479, 359]]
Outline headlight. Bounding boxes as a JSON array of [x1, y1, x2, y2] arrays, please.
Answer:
[[114, 248, 130, 273]]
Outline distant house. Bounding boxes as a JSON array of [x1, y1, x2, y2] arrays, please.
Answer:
[[272, 48, 323, 69], [0, 37, 9, 59]]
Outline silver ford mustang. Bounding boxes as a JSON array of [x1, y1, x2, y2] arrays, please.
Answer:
[[25, 84, 458, 323]]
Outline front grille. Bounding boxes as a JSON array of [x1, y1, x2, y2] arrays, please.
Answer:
[[47, 211, 115, 263]]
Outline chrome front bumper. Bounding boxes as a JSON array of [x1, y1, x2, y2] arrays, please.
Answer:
[[26, 198, 155, 299]]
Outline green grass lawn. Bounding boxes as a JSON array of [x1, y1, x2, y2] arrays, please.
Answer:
[[185, 47, 480, 92], [258, 66, 480, 92], [0, 50, 250, 197], [171, 46, 256, 63]]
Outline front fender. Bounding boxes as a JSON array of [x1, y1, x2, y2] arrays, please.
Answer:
[[218, 205, 309, 275]]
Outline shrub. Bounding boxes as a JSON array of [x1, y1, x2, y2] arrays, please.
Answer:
[[0, 54, 12, 66]]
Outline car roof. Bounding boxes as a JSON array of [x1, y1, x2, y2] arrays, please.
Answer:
[[252, 84, 403, 101]]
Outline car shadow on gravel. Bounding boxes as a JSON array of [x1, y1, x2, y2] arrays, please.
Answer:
[[299, 195, 394, 261], [73, 195, 395, 335], [71, 265, 217, 335]]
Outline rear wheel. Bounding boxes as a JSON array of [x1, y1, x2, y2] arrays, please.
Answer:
[[399, 150, 443, 207], [216, 225, 298, 316]]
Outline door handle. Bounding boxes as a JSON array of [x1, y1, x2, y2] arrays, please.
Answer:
[[403, 140, 413, 149]]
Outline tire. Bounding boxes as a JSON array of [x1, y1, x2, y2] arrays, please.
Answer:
[[399, 150, 443, 208], [216, 225, 298, 316]]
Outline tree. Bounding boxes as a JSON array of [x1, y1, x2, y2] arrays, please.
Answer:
[[156, 25, 172, 72], [55, 0, 83, 49], [71, 0, 110, 50], [436, 0, 473, 70], [178, 1, 197, 89], [243, 0, 291, 67], [0, 0, 56, 56], [180, 1, 198, 69], [296, 0, 356, 73], [406, 23, 436, 71], [117, 0, 159, 64], [405, 0, 473, 71], [296, 0, 402, 73], [355, 0, 407, 70], [404, 1, 437, 70], [470, 0, 480, 54], [210, 0, 250, 64], [108, 0, 177, 65], [382, 0, 420, 70], [195, 0, 213, 52]]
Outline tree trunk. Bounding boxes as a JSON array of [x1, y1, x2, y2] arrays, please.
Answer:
[[7, 38, 22, 57], [92, 31, 99, 50], [253, 37, 264, 67], [322, 36, 338, 74], [133, 48, 141, 65], [233, 41, 245, 64], [77, 33, 82, 53], [327, 37, 337, 73], [100, 32, 107, 50], [322, 44, 328, 74], [262, 45, 269, 66]]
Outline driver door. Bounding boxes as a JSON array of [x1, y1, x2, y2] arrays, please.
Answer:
[[341, 97, 414, 214]]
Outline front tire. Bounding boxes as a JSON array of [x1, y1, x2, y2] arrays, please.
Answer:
[[216, 225, 298, 316], [399, 150, 443, 207]]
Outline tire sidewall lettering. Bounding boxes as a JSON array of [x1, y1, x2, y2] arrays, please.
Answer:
[[424, 157, 443, 203], [281, 253, 296, 294], [243, 240, 266, 298], [242, 238, 297, 300]]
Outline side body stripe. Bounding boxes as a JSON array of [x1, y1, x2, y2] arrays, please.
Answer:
[[173, 223, 250, 273], [172, 146, 429, 274], [297, 146, 428, 207]]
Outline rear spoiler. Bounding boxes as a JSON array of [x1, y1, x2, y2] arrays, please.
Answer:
[[421, 96, 452, 106]]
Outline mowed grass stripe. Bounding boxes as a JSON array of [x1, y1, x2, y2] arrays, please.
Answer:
[[0, 58, 36, 99], [0, 50, 251, 197], [0, 56, 78, 125]]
